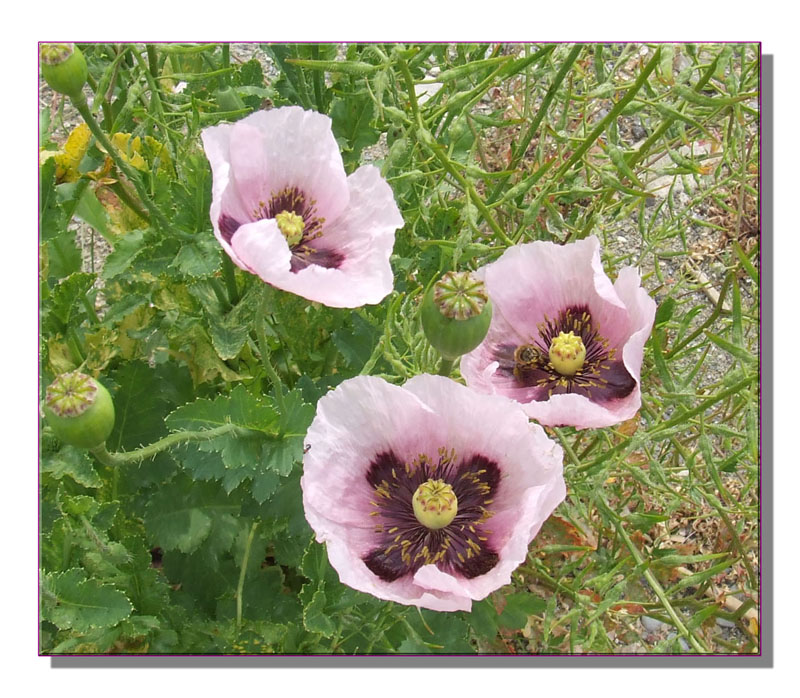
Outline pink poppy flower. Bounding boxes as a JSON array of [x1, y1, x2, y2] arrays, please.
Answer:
[[461, 236, 656, 429], [301, 374, 565, 612], [201, 106, 403, 307]]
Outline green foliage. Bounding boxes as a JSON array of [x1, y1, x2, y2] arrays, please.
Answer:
[[39, 42, 760, 656]]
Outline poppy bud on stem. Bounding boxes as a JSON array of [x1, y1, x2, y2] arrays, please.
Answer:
[[40, 43, 87, 98], [44, 372, 115, 449], [421, 271, 492, 375]]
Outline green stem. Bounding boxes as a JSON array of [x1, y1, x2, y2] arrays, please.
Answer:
[[69, 90, 171, 231], [310, 44, 325, 112], [221, 252, 240, 306], [596, 496, 709, 654], [533, 47, 662, 244], [146, 44, 159, 79], [89, 423, 245, 467], [437, 357, 455, 376], [236, 521, 259, 630], [109, 181, 150, 224], [130, 45, 172, 151], [257, 285, 287, 425], [487, 44, 582, 205]]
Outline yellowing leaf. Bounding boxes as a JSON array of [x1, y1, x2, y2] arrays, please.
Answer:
[[111, 133, 147, 170], [117, 305, 155, 359], [94, 185, 147, 237], [47, 336, 77, 374], [39, 124, 91, 183], [108, 133, 171, 173], [84, 327, 120, 373]]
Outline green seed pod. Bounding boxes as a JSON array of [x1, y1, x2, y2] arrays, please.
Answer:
[[44, 371, 115, 449], [421, 271, 492, 361], [214, 86, 246, 112], [40, 44, 88, 98]]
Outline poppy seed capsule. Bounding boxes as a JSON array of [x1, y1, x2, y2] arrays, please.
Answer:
[[412, 479, 458, 530], [548, 331, 587, 376], [40, 44, 88, 98], [44, 371, 115, 449], [421, 271, 492, 361]]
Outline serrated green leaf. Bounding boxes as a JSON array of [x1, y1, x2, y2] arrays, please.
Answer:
[[166, 385, 279, 434], [45, 232, 82, 280], [41, 446, 102, 488], [171, 238, 220, 277], [108, 361, 171, 451], [251, 470, 281, 504], [497, 592, 546, 629], [102, 229, 147, 279], [331, 93, 380, 167], [49, 272, 95, 327], [466, 597, 499, 638], [262, 434, 303, 476], [146, 503, 212, 554], [144, 478, 240, 556], [209, 315, 251, 360], [303, 588, 336, 637], [74, 186, 111, 241], [43, 568, 132, 632]]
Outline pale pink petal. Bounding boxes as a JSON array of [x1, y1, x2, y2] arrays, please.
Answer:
[[229, 107, 350, 223], [615, 266, 657, 381], [228, 218, 293, 279], [200, 123, 252, 269], [484, 236, 630, 349]]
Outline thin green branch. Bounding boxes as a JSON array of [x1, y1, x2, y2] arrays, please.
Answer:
[[89, 423, 245, 467], [595, 496, 709, 654], [257, 285, 287, 425], [236, 522, 259, 630]]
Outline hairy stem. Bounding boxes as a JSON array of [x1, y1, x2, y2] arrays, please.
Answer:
[[89, 423, 246, 467], [257, 285, 287, 427]]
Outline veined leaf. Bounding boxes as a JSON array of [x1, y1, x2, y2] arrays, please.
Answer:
[[42, 568, 132, 632]]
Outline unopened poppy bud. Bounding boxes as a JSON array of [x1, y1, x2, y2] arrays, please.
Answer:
[[40, 43, 88, 98], [421, 271, 492, 360], [44, 371, 115, 449]]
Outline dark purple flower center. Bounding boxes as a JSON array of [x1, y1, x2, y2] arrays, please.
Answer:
[[362, 449, 500, 583], [218, 186, 343, 273], [495, 305, 636, 402]]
